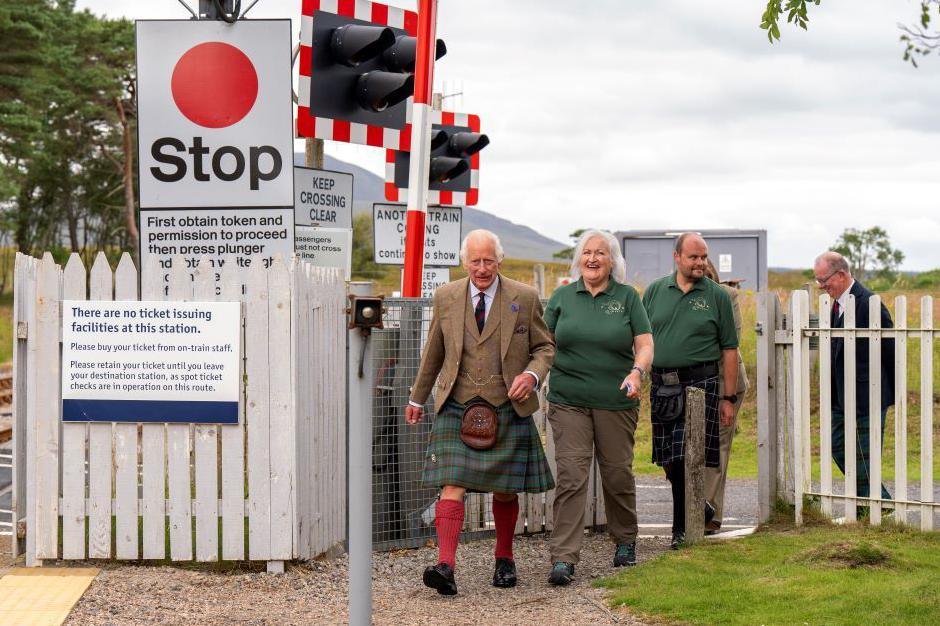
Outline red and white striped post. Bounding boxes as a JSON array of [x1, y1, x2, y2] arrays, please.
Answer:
[[401, 0, 439, 297]]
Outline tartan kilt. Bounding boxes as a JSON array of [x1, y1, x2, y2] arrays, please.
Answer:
[[650, 375, 721, 468], [423, 400, 556, 494]]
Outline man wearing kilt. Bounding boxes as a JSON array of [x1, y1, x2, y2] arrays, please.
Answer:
[[406, 229, 556, 595], [641, 233, 738, 549]]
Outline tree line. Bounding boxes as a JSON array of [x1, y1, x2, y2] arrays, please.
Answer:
[[0, 0, 136, 267]]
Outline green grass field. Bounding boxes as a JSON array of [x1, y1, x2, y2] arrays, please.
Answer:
[[599, 517, 940, 625]]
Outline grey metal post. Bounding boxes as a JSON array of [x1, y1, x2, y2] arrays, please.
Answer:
[[683, 386, 706, 545], [348, 281, 374, 626]]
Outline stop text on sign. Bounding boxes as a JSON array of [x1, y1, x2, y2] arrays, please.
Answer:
[[136, 20, 293, 209]]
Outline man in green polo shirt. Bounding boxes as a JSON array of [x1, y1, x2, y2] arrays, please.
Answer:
[[642, 232, 738, 549]]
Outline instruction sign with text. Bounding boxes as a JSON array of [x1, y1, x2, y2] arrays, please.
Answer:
[[373, 204, 462, 266], [61, 301, 241, 424], [295, 226, 352, 280], [294, 166, 352, 229]]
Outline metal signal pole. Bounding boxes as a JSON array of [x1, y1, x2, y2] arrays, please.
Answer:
[[401, 0, 439, 297]]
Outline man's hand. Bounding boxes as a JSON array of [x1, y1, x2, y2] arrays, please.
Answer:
[[719, 399, 734, 427], [507, 372, 537, 401], [620, 371, 642, 399], [405, 404, 424, 425]]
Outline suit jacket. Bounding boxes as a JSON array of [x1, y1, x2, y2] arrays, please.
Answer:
[[409, 275, 556, 416], [831, 280, 895, 416]]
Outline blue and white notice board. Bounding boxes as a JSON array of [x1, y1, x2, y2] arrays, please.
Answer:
[[62, 300, 241, 423]]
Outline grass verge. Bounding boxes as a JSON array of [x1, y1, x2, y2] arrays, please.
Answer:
[[598, 517, 940, 625]]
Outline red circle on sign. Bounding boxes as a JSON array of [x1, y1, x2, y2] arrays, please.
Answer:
[[171, 42, 258, 128]]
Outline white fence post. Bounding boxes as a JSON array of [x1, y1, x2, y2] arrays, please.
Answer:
[[140, 256, 167, 560], [88, 252, 115, 559], [114, 253, 140, 559], [61, 255, 87, 560], [818, 294, 833, 517], [868, 296, 883, 525], [790, 290, 806, 524], [843, 295, 858, 522], [893, 296, 908, 523], [920, 296, 934, 531]]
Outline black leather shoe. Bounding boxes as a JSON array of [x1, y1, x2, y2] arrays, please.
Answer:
[[492, 557, 517, 588], [548, 561, 575, 586], [423, 562, 457, 596], [613, 542, 637, 567], [670, 531, 686, 550]]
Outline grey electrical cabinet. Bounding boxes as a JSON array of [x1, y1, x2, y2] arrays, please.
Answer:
[[615, 229, 768, 291]]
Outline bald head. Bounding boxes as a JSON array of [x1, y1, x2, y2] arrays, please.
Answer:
[[814, 251, 850, 276], [674, 232, 706, 255]]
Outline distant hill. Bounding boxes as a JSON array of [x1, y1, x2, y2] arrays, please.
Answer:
[[295, 152, 567, 262]]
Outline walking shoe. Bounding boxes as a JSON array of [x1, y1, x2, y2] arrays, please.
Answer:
[[670, 531, 686, 550], [548, 561, 575, 586], [705, 520, 721, 536], [423, 562, 458, 596], [704, 501, 716, 526], [613, 542, 637, 567], [492, 557, 517, 588]]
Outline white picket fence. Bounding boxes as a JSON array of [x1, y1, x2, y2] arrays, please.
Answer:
[[757, 290, 937, 528], [11, 251, 346, 566]]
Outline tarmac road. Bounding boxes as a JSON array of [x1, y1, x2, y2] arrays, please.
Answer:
[[635, 474, 757, 536]]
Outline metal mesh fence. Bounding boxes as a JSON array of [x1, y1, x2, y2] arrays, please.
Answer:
[[371, 298, 499, 551]]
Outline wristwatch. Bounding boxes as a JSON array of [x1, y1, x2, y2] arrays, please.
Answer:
[[721, 394, 738, 404], [630, 365, 646, 378]]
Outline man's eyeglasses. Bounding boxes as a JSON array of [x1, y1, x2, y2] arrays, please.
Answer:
[[814, 269, 841, 287]]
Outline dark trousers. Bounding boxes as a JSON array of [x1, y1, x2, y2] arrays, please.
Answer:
[[665, 461, 687, 533], [831, 408, 892, 500]]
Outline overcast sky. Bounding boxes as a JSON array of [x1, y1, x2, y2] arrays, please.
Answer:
[[80, 0, 940, 270]]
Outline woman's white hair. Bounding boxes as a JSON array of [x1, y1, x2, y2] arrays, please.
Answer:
[[460, 229, 505, 263], [569, 229, 626, 284]]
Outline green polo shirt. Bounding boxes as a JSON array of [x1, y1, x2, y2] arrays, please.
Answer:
[[642, 273, 738, 369], [544, 278, 652, 409]]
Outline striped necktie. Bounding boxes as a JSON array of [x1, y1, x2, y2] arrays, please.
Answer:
[[475, 292, 486, 333]]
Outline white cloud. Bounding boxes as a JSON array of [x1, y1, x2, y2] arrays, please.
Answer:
[[78, 0, 940, 269]]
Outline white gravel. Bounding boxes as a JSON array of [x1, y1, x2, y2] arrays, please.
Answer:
[[63, 532, 664, 625]]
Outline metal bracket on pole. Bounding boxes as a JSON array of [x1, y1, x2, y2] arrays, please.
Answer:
[[199, 0, 240, 21]]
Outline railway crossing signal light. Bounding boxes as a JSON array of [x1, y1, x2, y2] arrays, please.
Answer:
[[385, 114, 488, 206], [298, 2, 446, 146]]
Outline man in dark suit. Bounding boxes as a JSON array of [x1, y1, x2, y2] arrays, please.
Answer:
[[813, 251, 893, 502]]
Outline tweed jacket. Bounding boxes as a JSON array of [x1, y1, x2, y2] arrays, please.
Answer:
[[409, 275, 555, 416]]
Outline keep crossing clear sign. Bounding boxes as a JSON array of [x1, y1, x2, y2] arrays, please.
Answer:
[[373, 204, 462, 267]]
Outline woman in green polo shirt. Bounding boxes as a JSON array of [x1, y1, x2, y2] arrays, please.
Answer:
[[543, 229, 653, 586]]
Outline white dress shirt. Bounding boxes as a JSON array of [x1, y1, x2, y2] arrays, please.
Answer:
[[835, 279, 856, 318], [469, 276, 500, 324]]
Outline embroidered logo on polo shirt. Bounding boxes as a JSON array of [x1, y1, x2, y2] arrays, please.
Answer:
[[690, 296, 710, 312], [602, 300, 624, 315]]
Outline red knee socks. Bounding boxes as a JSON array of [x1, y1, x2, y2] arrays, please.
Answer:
[[435, 498, 464, 568], [492, 496, 519, 560]]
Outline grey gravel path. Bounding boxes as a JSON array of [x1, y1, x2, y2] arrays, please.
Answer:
[[64, 533, 665, 625]]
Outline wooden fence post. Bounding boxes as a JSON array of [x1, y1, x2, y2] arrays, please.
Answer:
[[684, 386, 706, 545], [756, 291, 779, 523]]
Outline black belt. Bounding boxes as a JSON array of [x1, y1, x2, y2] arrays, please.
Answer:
[[651, 362, 719, 385]]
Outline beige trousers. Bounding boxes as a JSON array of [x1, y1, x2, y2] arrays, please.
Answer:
[[703, 395, 743, 524], [547, 402, 639, 564]]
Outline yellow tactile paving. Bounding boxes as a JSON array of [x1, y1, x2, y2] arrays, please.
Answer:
[[0, 568, 99, 626]]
